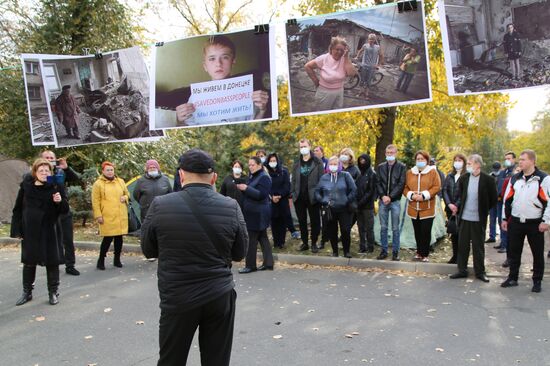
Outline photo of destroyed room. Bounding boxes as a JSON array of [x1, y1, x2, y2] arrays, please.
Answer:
[[41, 47, 162, 147], [442, 0, 550, 94]]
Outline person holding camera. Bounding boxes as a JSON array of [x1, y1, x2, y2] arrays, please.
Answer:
[[40, 150, 81, 276], [314, 156, 357, 258], [11, 159, 70, 306], [220, 160, 247, 209]]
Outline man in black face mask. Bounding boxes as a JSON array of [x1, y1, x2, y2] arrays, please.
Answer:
[[356, 154, 378, 253]]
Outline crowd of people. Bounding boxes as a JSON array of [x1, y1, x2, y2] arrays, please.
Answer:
[[9, 143, 550, 309]]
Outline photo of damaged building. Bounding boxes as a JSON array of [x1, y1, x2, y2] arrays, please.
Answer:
[[286, 13, 431, 114], [443, 0, 550, 94], [22, 58, 54, 145], [42, 47, 161, 147]]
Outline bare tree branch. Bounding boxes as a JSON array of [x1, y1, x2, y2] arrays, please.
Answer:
[[203, 1, 217, 27], [171, 0, 204, 35], [222, 0, 254, 31]]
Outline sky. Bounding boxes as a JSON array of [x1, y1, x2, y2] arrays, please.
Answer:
[[298, 4, 424, 43], [139, 0, 547, 133]]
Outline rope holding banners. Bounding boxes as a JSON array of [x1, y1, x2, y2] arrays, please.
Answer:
[[398, 0, 418, 13], [254, 24, 269, 35]]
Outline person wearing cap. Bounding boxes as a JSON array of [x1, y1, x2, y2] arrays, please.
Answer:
[[487, 161, 502, 244], [54, 85, 81, 139], [133, 159, 172, 223], [141, 148, 247, 366], [92, 162, 130, 270]]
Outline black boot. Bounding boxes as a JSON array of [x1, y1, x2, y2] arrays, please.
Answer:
[[46, 265, 60, 305], [311, 243, 319, 253], [114, 238, 123, 267], [298, 243, 309, 251], [97, 256, 105, 270], [16, 265, 36, 306]]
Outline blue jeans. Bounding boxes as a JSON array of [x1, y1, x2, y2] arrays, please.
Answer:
[[396, 71, 414, 93], [360, 65, 376, 87], [488, 206, 498, 240], [379, 200, 401, 253], [496, 201, 508, 249]]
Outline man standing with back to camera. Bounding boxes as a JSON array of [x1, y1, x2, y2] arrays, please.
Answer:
[[141, 149, 248, 366]]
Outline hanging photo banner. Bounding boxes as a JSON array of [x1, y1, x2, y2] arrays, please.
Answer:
[[439, 0, 550, 95], [21, 47, 164, 148], [285, 1, 432, 117], [150, 27, 278, 129], [21, 57, 56, 146]]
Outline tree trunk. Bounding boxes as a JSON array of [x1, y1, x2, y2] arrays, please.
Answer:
[[375, 107, 396, 166]]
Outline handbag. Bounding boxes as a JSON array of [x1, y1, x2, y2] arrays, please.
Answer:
[[446, 215, 458, 234], [128, 204, 141, 233], [180, 190, 233, 268], [321, 205, 333, 222]]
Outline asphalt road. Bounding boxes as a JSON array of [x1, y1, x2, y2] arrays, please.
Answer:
[[1, 247, 549, 366]]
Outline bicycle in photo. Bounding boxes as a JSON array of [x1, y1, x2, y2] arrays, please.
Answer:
[[344, 61, 384, 90]]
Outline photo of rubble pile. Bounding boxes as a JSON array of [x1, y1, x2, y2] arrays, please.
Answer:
[[285, 2, 432, 116], [34, 47, 163, 147], [21, 57, 55, 146], [440, 0, 550, 95]]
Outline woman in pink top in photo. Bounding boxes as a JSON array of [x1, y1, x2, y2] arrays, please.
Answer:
[[304, 37, 357, 111]]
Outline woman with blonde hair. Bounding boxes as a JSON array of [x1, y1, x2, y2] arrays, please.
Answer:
[[304, 36, 357, 111], [92, 161, 130, 270], [11, 159, 69, 305]]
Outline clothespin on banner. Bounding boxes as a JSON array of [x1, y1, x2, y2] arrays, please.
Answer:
[[287, 19, 298, 26], [82, 48, 91, 56], [94, 48, 103, 59], [397, 0, 418, 12], [254, 24, 269, 35], [155, 42, 164, 47]]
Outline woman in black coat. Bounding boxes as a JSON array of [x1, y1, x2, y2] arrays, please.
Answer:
[[356, 154, 378, 253], [442, 153, 467, 264], [266, 153, 291, 249], [237, 156, 274, 273], [11, 159, 69, 306], [220, 160, 247, 208]]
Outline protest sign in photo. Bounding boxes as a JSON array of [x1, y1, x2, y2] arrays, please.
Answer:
[[151, 28, 278, 129]]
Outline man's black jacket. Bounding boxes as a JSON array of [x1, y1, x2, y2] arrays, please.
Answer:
[[455, 172, 498, 227], [141, 183, 248, 312], [375, 161, 407, 202]]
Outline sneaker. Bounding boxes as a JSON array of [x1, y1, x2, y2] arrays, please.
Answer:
[[413, 253, 422, 261], [376, 251, 388, 260], [532, 281, 542, 293], [500, 278, 518, 288], [291, 231, 301, 239], [421, 257, 429, 262], [485, 238, 496, 243], [298, 244, 309, 251], [65, 266, 80, 276]]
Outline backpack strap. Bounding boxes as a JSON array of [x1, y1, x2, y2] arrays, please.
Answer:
[[180, 190, 232, 268]]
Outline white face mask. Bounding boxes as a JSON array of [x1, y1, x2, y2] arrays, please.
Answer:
[[339, 155, 349, 163], [329, 165, 338, 173], [300, 147, 310, 156], [148, 170, 159, 177], [260, 157, 266, 164], [466, 166, 474, 174], [232, 167, 242, 175], [268, 162, 277, 169], [453, 161, 463, 170]]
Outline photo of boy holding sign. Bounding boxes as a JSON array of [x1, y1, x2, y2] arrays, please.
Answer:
[[175, 36, 269, 125]]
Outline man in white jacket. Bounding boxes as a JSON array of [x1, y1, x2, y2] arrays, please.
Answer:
[[501, 150, 550, 293]]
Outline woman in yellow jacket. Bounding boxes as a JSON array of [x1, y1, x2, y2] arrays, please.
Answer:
[[403, 151, 441, 262], [92, 161, 129, 270]]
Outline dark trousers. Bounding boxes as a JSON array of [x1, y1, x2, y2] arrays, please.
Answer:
[[22, 264, 59, 294], [457, 220, 486, 275], [357, 208, 375, 250], [396, 71, 414, 92], [158, 289, 237, 366], [294, 198, 320, 246], [100, 235, 123, 257], [450, 232, 458, 260], [488, 206, 497, 240], [326, 210, 352, 255], [245, 229, 273, 269], [59, 211, 76, 267], [507, 219, 545, 282], [284, 200, 297, 233], [411, 216, 434, 258], [271, 216, 287, 248]]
